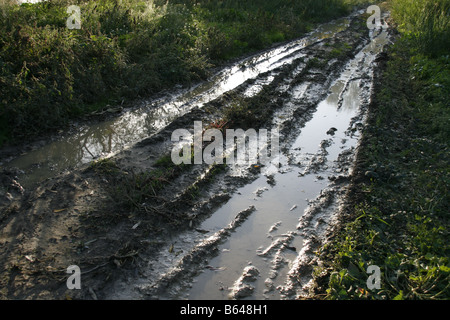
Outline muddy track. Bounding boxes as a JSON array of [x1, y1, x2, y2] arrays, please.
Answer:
[[0, 10, 393, 300]]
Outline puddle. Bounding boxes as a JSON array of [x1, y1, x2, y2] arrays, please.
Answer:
[[0, 9, 392, 301], [186, 173, 324, 300], [124, 27, 391, 301], [1, 17, 351, 189]]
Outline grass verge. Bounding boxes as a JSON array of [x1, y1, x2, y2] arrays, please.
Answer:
[[312, 0, 449, 300]]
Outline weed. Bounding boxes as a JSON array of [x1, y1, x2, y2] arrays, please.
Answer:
[[390, 0, 449, 57], [90, 158, 119, 175], [326, 42, 353, 59]]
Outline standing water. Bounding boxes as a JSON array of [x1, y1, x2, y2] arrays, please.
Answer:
[[104, 25, 391, 300], [190, 30, 390, 300], [0, 8, 391, 300], [1, 17, 351, 188]]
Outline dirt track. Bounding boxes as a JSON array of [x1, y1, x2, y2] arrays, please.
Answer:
[[0, 10, 393, 300]]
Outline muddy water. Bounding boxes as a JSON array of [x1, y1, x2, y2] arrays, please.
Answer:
[[189, 79, 368, 299], [123, 27, 390, 300], [1, 17, 350, 189], [1, 9, 391, 300], [190, 30, 390, 300]]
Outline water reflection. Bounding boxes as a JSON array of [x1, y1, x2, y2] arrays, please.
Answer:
[[2, 17, 351, 187], [186, 29, 390, 300]]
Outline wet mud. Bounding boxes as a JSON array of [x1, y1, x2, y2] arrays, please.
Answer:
[[0, 10, 393, 300]]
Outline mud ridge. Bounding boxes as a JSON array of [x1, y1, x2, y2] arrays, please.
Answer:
[[278, 30, 395, 300], [0, 11, 384, 300], [137, 205, 256, 299]]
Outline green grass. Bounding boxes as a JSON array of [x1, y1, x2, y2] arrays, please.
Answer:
[[390, 0, 449, 57], [0, 0, 369, 147], [313, 0, 450, 300]]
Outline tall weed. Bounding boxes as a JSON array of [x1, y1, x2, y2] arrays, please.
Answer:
[[390, 0, 449, 57]]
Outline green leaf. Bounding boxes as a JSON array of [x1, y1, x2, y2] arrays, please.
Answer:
[[439, 265, 450, 273], [393, 290, 404, 300]]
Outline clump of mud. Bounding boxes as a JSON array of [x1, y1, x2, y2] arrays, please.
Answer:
[[229, 265, 260, 299]]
